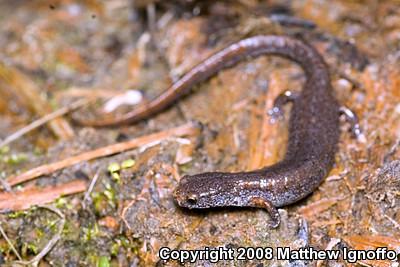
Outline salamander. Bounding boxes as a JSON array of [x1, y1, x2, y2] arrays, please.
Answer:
[[79, 35, 342, 228]]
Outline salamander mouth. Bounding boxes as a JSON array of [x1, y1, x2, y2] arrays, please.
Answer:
[[176, 195, 198, 208]]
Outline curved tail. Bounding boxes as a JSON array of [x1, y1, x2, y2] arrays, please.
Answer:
[[75, 35, 329, 127]]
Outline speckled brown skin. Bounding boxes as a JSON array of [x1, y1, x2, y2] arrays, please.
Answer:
[[80, 35, 340, 228], [172, 36, 340, 228]]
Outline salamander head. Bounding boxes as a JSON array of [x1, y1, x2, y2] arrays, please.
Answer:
[[173, 173, 231, 209]]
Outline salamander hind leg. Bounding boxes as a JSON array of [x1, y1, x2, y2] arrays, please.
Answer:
[[268, 90, 300, 123], [249, 196, 281, 228]]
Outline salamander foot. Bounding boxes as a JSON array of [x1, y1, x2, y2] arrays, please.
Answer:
[[268, 90, 299, 123], [250, 197, 281, 228]]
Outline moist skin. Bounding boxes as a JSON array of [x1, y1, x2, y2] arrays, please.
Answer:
[[79, 35, 340, 228]]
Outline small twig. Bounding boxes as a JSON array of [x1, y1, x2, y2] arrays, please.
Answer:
[[298, 197, 344, 220], [269, 14, 316, 29], [316, 238, 341, 267], [54, 87, 122, 100], [146, 2, 157, 34], [383, 138, 400, 163], [0, 99, 89, 148], [296, 218, 309, 246], [383, 214, 400, 231], [121, 198, 137, 231], [0, 221, 23, 261], [5, 123, 198, 187], [82, 170, 101, 209], [0, 180, 87, 212], [0, 178, 12, 192], [15, 205, 66, 267]]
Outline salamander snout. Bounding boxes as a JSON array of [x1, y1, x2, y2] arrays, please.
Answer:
[[173, 173, 229, 209], [173, 176, 201, 208]]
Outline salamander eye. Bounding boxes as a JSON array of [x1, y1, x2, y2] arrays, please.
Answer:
[[186, 194, 198, 205]]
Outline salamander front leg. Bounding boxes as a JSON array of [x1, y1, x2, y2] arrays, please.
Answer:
[[268, 90, 300, 122], [249, 196, 280, 228], [339, 106, 362, 138]]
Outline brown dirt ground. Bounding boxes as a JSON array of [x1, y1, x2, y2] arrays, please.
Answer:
[[0, 0, 399, 266]]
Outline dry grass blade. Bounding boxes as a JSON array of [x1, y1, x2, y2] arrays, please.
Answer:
[[343, 235, 400, 267], [0, 221, 22, 261], [0, 180, 87, 212], [0, 61, 74, 140], [15, 205, 66, 267], [247, 71, 288, 170], [345, 235, 400, 250], [0, 99, 88, 148], [298, 197, 342, 219], [5, 123, 199, 187]]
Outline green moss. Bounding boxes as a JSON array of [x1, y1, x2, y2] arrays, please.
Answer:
[[103, 184, 115, 203], [111, 172, 120, 182], [121, 159, 135, 169], [82, 223, 100, 242], [107, 159, 135, 183], [179, 161, 194, 173], [107, 163, 120, 173], [33, 147, 43, 156], [55, 197, 73, 209], [0, 146, 9, 154], [110, 242, 120, 256], [35, 228, 45, 239], [7, 210, 30, 219], [97, 256, 110, 267], [21, 242, 39, 257], [2, 153, 28, 165], [46, 218, 60, 232], [62, 219, 80, 240]]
